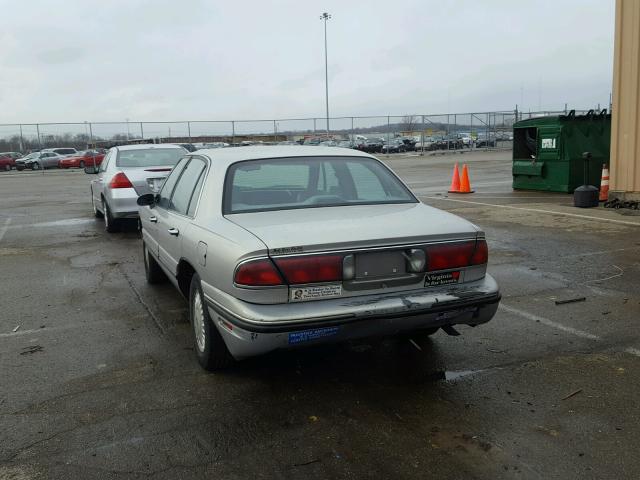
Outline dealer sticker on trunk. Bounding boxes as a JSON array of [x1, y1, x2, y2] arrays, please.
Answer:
[[424, 271, 461, 287], [289, 284, 342, 302]]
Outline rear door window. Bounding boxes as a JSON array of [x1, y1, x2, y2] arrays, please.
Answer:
[[157, 157, 189, 209], [169, 158, 207, 215]]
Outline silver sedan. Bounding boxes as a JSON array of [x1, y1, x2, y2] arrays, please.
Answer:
[[137, 146, 500, 370], [87, 144, 186, 232]]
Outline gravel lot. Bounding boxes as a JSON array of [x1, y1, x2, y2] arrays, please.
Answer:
[[2, 150, 640, 479]]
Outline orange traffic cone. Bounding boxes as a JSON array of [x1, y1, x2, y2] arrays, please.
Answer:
[[458, 164, 475, 193], [599, 164, 609, 202], [448, 163, 461, 193]]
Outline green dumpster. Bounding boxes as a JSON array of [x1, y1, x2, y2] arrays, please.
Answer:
[[512, 110, 611, 192]]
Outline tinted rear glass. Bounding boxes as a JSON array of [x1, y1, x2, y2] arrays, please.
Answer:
[[54, 149, 76, 155], [116, 148, 184, 168], [224, 156, 416, 214]]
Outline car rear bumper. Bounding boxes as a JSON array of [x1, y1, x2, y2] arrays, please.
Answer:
[[203, 274, 500, 360], [108, 188, 139, 218]]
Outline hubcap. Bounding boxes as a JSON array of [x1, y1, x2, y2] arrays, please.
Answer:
[[193, 290, 206, 353]]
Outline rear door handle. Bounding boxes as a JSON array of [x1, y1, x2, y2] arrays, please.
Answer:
[[168, 228, 179, 236], [149, 216, 157, 223]]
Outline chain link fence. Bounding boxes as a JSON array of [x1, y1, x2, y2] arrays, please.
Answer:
[[0, 109, 593, 168]]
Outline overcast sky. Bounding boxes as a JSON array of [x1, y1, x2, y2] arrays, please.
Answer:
[[0, 0, 615, 124]]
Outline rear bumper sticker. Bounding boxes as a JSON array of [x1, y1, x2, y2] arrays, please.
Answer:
[[425, 271, 461, 287], [290, 284, 342, 302]]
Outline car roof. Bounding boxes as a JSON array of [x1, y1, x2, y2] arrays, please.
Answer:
[[113, 143, 185, 151], [194, 145, 374, 169]]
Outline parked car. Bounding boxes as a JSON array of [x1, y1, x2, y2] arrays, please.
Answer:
[[58, 150, 105, 169], [136, 146, 500, 370], [15, 151, 64, 170], [362, 138, 384, 153], [87, 144, 187, 232], [0, 154, 15, 171], [381, 139, 407, 154], [177, 143, 197, 152], [42, 147, 78, 157], [0, 152, 23, 161]]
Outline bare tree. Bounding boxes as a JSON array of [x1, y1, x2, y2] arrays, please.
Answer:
[[400, 115, 419, 133]]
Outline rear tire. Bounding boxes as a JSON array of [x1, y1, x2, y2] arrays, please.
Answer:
[[4, 164, 10, 171], [102, 199, 119, 233], [190, 273, 234, 371], [32, 162, 40, 170], [79, 160, 85, 169], [143, 242, 166, 284]]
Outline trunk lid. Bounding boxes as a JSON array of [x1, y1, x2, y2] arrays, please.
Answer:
[[120, 166, 173, 195], [226, 203, 479, 254]]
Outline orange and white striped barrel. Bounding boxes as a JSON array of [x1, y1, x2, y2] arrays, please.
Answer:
[[599, 164, 610, 202]]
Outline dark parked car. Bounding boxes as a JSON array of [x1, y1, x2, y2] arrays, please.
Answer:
[[381, 140, 407, 154]]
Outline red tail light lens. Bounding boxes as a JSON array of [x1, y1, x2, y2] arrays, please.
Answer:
[[274, 255, 343, 284], [426, 242, 475, 271], [234, 259, 284, 286], [471, 239, 488, 265], [109, 172, 133, 189], [425, 239, 489, 271]]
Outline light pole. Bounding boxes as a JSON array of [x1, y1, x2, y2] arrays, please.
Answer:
[[319, 12, 331, 138]]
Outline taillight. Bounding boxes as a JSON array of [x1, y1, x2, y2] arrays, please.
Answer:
[[471, 239, 488, 265], [274, 255, 343, 284], [234, 259, 284, 286], [109, 172, 133, 189], [425, 239, 488, 271]]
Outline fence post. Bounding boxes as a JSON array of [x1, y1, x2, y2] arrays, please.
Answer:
[[231, 121, 235, 144], [446, 114, 450, 151], [350, 117, 354, 143], [36, 124, 41, 149], [420, 115, 425, 156], [386, 116, 390, 157], [140, 122, 144, 140], [187, 121, 191, 142], [273, 120, 277, 142], [89, 123, 93, 146], [19, 124, 24, 152]]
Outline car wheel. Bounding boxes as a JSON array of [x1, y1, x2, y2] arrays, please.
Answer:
[[190, 273, 234, 371], [143, 242, 166, 284], [32, 162, 40, 170], [4, 164, 10, 171], [102, 199, 119, 233], [79, 160, 85, 169], [16, 165, 24, 171]]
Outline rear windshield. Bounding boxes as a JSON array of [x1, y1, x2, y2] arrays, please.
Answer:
[[224, 156, 416, 214], [54, 148, 76, 155], [116, 148, 184, 168]]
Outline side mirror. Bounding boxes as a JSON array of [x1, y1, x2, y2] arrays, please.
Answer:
[[84, 166, 99, 174], [137, 193, 156, 206]]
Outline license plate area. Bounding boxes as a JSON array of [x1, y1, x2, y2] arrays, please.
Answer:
[[147, 177, 166, 193], [355, 251, 406, 279], [424, 271, 461, 286]]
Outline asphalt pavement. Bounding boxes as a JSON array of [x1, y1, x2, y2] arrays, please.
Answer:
[[1, 151, 640, 479]]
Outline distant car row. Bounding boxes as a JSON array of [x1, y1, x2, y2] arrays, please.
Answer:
[[0, 148, 108, 171]]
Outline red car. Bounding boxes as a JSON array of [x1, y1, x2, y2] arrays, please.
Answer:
[[0, 155, 15, 171], [58, 150, 105, 169]]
